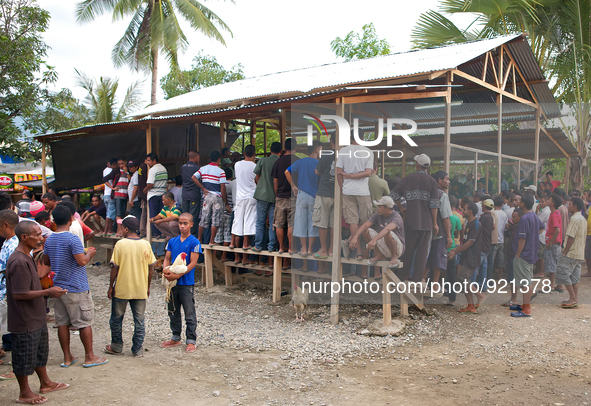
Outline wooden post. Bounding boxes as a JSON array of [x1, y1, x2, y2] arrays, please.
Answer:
[[263, 122, 267, 155], [402, 148, 406, 177], [565, 158, 571, 193], [381, 153, 385, 179], [220, 122, 225, 151], [517, 160, 521, 188], [280, 110, 287, 147], [444, 71, 452, 174], [330, 100, 345, 325], [497, 94, 503, 194], [146, 123, 152, 154], [485, 163, 489, 194], [382, 265, 391, 326], [473, 152, 478, 194], [154, 127, 160, 157], [204, 247, 214, 289], [194, 123, 200, 153], [250, 119, 255, 147], [41, 140, 47, 194], [272, 255, 282, 303], [534, 107, 541, 187], [145, 124, 152, 241]]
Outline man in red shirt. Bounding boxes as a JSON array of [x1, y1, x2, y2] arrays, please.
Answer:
[[544, 194, 563, 290]]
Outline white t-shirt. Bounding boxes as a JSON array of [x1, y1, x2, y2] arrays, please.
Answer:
[[234, 160, 257, 201], [336, 145, 374, 196], [226, 179, 235, 210], [146, 163, 168, 200], [493, 209, 508, 244], [103, 167, 112, 196], [538, 205, 550, 244], [475, 201, 483, 219], [69, 219, 84, 246], [128, 171, 139, 202]]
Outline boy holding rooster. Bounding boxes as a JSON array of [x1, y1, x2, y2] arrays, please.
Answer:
[[160, 213, 201, 353]]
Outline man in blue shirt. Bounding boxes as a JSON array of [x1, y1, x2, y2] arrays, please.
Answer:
[[43, 205, 106, 368], [160, 213, 202, 353], [285, 141, 321, 256]]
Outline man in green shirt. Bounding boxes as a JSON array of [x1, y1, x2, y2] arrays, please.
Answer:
[[445, 195, 462, 304], [368, 162, 390, 211], [252, 142, 281, 268]]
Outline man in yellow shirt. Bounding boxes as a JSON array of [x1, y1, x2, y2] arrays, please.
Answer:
[[105, 215, 156, 357]]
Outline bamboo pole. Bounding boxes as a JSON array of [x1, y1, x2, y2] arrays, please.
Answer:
[[41, 140, 47, 194]]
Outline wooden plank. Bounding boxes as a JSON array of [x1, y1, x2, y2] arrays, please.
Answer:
[[263, 122, 267, 154], [474, 152, 479, 195], [343, 91, 448, 104], [280, 110, 286, 147], [382, 265, 391, 326], [273, 255, 282, 303], [194, 123, 200, 153], [383, 269, 424, 310], [534, 107, 540, 187], [146, 123, 152, 154], [204, 247, 214, 289], [481, 52, 489, 82], [224, 263, 232, 286], [497, 94, 503, 193], [489, 51, 500, 88], [41, 140, 47, 194], [452, 69, 537, 108], [220, 121, 225, 151], [501, 61, 513, 91], [565, 158, 570, 192], [444, 71, 452, 174]]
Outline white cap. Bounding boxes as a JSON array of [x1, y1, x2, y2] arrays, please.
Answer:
[[414, 153, 431, 168], [525, 185, 537, 192], [374, 196, 395, 208]]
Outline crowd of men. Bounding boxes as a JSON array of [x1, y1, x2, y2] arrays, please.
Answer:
[[0, 136, 589, 403]]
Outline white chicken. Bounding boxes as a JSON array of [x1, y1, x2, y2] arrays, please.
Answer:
[[162, 252, 187, 302], [290, 283, 309, 322]]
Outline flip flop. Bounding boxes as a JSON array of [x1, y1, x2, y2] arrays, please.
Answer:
[[502, 301, 517, 307], [0, 371, 15, 380], [458, 307, 477, 314], [82, 357, 108, 368], [16, 396, 48, 404], [509, 305, 523, 311], [510, 311, 531, 317], [103, 345, 123, 355], [60, 358, 78, 368], [389, 259, 400, 268], [288, 250, 300, 255], [252, 247, 262, 252], [367, 258, 378, 265], [560, 303, 579, 308], [314, 252, 328, 259], [186, 344, 196, 353], [40, 382, 70, 394], [160, 340, 182, 348]]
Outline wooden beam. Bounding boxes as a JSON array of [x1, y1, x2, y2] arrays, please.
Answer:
[[452, 69, 537, 108], [220, 121, 225, 151], [146, 123, 152, 154], [497, 94, 503, 194], [565, 158, 570, 192], [41, 140, 47, 194], [194, 123, 200, 154], [444, 71, 452, 174], [473, 152, 478, 195], [263, 122, 267, 154], [488, 51, 500, 88], [534, 108, 540, 187], [540, 127, 571, 158], [280, 110, 286, 147], [330, 100, 344, 325], [481, 52, 489, 82], [382, 266, 391, 327], [343, 91, 448, 104]]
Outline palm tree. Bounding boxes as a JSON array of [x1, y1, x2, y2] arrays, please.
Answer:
[[75, 0, 232, 105], [75, 69, 144, 123], [411, 0, 591, 190]]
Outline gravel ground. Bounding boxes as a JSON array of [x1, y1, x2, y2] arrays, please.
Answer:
[[1, 247, 590, 405]]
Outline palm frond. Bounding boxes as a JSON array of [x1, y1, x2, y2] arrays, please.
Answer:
[[174, 0, 232, 44], [411, 11, 468, 48], [112, 0, 144, 20], [75, 0, 117, 23], [116, 79, 144, 120]]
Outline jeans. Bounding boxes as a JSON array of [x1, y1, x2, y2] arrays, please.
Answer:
[[182, 198, 201, 236], [254, 200, 277, 251], [471, 251, 489, 290], [109, 297, 146, 356], [168, 285, 197, 345], [103, 194, 116, 221], [130, 200, 141, 219], [293, 191, 318, 238], [149, 196, 164, 236]]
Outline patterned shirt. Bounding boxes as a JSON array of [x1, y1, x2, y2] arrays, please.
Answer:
[[147, 163, 168, 200], [114, 169, 129, 199], [0, 236, 18, 301], [565, 212, 587, 260], [391, 171, 440, 231], [44, 232, 89, 293], [159, 204, 181, 219], [194, 163, 226, 197]]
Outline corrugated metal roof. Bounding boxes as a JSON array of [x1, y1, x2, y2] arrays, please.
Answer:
[[130, 34, 523, 119]]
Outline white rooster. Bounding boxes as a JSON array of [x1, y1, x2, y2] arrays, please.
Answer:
[[290, 283, 309, 322], [162, 252, 187, 302]]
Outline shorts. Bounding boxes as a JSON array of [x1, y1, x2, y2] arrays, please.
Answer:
[[103, 194, 116, 221], [367, 228, 404, 259], [490, 243, 505, 268], [293, 191, 319, 238], [456, 264, 477, 283], [585, 235, 591, 260], [0, 298, 7, 334], [199, 193, 223, 228], [214, 211, 233, 243], [53, 290, 94, 329], [544, 243, 561, 274], [537, 243, 545, 260], [312, 195, 334, 229], [555, 255, 583, 286], [232, 197, 257, 236], [115, 198, 127, 217], [12, 325, 49, 376], [89, 215, 106, 231], [273, 197, 295, 229], [342, 195, 372, 225], [426, 237, 448, 270], [513, 256, 534, 287]]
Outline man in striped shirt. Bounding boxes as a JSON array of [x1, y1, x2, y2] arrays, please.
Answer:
[[143, 153, 168, 238], [114, 156, 130, 237], [192, 151, 226, 245]]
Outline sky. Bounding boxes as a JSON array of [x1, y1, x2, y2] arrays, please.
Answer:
[[37, 0, 466, 106]]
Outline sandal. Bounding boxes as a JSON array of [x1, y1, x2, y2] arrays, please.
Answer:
[[389, 259, 400, 268], [103, 345, 123, 355], [39, 382, 70, 394], [459, 307, 477, 314]]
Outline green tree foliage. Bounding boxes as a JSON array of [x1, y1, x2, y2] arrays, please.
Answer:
[[330, 23, 390, 61], [24, 88, 91, 135], [160, 52, 244, 99], [75, 0, 233, 105], [0, 0, 58, 158], [75, 69, 145, 123]]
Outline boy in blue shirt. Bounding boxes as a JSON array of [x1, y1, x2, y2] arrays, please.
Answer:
[[160, 213, 201, 353]]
